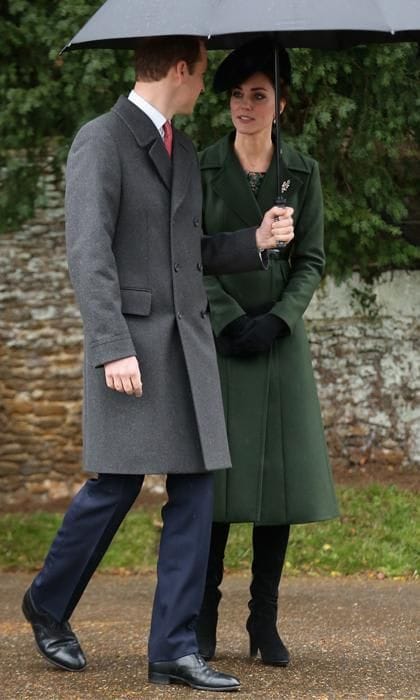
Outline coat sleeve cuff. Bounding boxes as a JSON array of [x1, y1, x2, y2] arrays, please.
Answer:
[[89, 334, 137, 368], [270, 303, 293, 334]]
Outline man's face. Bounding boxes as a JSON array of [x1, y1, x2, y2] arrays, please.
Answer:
[[177, 43, 208, 115]]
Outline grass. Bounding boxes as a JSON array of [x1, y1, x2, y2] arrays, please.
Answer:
[[0, 485, 418, 578]]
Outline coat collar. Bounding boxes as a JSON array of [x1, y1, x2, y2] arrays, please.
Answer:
[[111, 95, 193, 208], [112, 96, 171, 190], [200, 133, 308, 227]]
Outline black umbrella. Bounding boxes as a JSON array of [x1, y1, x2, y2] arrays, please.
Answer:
[[62, 0, 420, 208], [63, 0, 420, 52]]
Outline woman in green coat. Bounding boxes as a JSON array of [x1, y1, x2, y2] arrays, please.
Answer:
[[196, 39, 339, 667]]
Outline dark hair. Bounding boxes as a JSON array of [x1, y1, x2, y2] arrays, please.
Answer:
[[213, 38, 291, 94], [134, 36, 203, 82]]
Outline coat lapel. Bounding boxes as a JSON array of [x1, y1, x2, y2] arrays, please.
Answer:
[[204, 134, 308, 227], [148, 139, 172, 191], [171, 131, 193, 216], [211, 138, 262, 227], [111, 96, 171, 191], [257, 146, 304, 215]]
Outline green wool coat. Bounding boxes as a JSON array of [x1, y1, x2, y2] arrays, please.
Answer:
[[200, 133, 339, 525]]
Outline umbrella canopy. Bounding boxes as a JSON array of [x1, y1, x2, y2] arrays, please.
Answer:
[[63, 0, 420, 52], [61, 0, 420, 213]]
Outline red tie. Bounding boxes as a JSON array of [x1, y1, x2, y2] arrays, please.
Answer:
[[163, 121, 173, 158]]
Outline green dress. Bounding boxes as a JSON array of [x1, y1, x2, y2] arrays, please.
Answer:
[[200, 133, 339, 525]]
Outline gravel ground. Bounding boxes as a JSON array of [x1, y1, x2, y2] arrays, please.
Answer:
[[0, 572, 418, 700]]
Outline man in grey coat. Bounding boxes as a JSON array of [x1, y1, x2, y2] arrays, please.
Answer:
[[22, 36, 294, 692]]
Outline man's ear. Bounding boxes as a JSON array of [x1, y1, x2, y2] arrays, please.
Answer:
[[174, 59, 188, 83]]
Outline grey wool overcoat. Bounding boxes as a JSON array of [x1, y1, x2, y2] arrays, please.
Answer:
[[65, 96, 265, 475]]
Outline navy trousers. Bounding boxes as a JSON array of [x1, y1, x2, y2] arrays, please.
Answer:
[[31, 472, 214, 662]]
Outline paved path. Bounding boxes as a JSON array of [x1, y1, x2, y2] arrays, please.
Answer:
[[0, 573, 418, 699]]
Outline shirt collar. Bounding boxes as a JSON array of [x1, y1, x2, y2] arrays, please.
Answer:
[[128, 89, 168, 137]]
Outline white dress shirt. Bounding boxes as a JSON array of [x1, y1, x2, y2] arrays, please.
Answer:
[[128, 89, 168, 139]]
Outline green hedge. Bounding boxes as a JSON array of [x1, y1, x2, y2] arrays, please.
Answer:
[[1, 1, 419, 279]]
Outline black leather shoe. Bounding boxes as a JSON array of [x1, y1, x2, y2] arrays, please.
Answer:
[[148, 653, 240, 691], [22, 588, 86, 671]]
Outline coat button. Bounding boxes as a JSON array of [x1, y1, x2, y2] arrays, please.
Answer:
[[196, 262, 203, 272], [174, 262, 180, 272], [193, 217, 200, 227], [177, 312, 183, 320], [200, 310, 206, 318]]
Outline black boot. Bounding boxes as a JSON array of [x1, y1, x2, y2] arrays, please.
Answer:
[[246, 524, 290, 666], [196, 523, 230, 661]]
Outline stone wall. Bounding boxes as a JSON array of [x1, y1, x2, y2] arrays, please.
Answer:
[[1, 164, 419, 507], [306, 274, 420, 475], [0, 161, 85, 507]]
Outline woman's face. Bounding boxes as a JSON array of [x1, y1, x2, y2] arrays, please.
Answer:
[[230, 71, 283, 137]]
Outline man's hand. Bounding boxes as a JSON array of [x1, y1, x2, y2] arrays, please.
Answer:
[[104, 356, 142, 397], [256, 206, 294, 250]]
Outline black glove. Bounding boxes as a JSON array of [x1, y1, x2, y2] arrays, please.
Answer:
[[215, 315, 256, 356], [237, 314, 289, 355], [216, 314, 288, 357]]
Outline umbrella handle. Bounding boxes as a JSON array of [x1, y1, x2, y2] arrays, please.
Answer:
[[274, 195, 288, 249]]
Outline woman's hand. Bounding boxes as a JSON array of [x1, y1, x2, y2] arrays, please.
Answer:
[[216, 314, 289, 357], [256, 206, 294, 250]]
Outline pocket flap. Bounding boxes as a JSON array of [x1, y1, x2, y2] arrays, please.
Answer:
[[120, 288, 152, 316]]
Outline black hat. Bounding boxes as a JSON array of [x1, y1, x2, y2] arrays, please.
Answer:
[[213, 37, 291, 93]]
